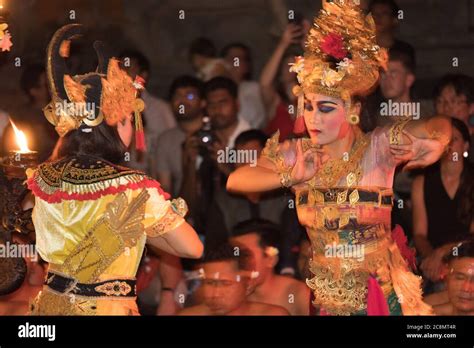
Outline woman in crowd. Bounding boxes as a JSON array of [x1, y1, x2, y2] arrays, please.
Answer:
[[412, 117, 473, 289], [260, 21, 309, 140]]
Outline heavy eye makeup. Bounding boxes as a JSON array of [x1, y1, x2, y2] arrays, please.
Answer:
[[304, 99, 338, 113]]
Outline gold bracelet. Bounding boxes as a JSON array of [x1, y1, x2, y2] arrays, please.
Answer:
[[279, 171, 293, 188], [389, 119, 410, 145]]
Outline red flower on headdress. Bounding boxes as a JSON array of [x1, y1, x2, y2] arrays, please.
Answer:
[[320, 33, 347, 60], [133, 75, 146, 90], [0, 32, 13, 52]]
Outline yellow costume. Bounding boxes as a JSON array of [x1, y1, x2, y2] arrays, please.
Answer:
[[26, 24, 186, 315], [26, 157, 185, 315]]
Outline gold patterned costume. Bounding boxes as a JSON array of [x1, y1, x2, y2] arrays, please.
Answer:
[[263, 0, 433, 315], [25, 24, 187, 315], [262, 126, 432, 315], [26, 156, 186, 315]]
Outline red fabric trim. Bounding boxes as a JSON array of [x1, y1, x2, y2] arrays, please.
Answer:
[[135, 129, 147, 152], [367, 275, 390, 315], [27, 174, 170, 203], [392, 224, 417, 271]]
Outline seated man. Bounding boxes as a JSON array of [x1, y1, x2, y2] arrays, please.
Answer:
[[178, 242, 289, 316], [425, 239, 474, 315], [230, 219, 310, 315]]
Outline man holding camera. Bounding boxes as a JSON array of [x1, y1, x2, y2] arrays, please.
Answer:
[[180, 77, 250, 237], [154, 76, 206, 197]]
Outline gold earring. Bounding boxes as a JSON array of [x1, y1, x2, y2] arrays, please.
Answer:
[[347, 114, 360, 125]]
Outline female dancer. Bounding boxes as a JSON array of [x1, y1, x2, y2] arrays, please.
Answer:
[[228, 0, 451, 315], [26, 24, 203, 315]]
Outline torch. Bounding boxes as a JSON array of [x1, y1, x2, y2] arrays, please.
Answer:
[[2, 119, 38, 178], [0, 119, 37, 295]]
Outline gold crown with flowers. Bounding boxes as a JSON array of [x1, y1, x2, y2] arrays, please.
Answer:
[[290, 0, 388, 106]]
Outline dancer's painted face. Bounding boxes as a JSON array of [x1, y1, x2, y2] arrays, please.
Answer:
[[303, 93, 351, 145]]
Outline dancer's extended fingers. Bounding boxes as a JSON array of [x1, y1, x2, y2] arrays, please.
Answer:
[[390, 144, 412, 151], [402, 130, 416, 143], [295, 139, 303, 160], [390, 148, 410, 156], [314, 152, 323, 170]]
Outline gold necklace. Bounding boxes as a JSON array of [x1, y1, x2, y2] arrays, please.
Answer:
[[307, 129, 369, 188]]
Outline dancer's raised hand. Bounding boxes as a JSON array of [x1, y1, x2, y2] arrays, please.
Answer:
[[290, 139, 326, 185]]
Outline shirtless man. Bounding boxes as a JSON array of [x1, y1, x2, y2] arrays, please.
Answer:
[[427, 240, 474, 315], [230, 219, 310, 315], [179, 242, 288, 316]]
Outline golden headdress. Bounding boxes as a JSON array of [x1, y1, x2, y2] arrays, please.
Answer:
[[290, 0, 388, 125], [43, 24, 146, 150]]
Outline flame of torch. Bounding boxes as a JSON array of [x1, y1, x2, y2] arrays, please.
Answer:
[[9, 119, 31, 153]]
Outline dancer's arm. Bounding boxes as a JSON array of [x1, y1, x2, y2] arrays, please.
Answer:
[[147, 221, 203, 259], [226, 160, 283, 193], [227, 133, 320, 193], [389, 115, 452, 170], [144, 187, 203, 259]]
